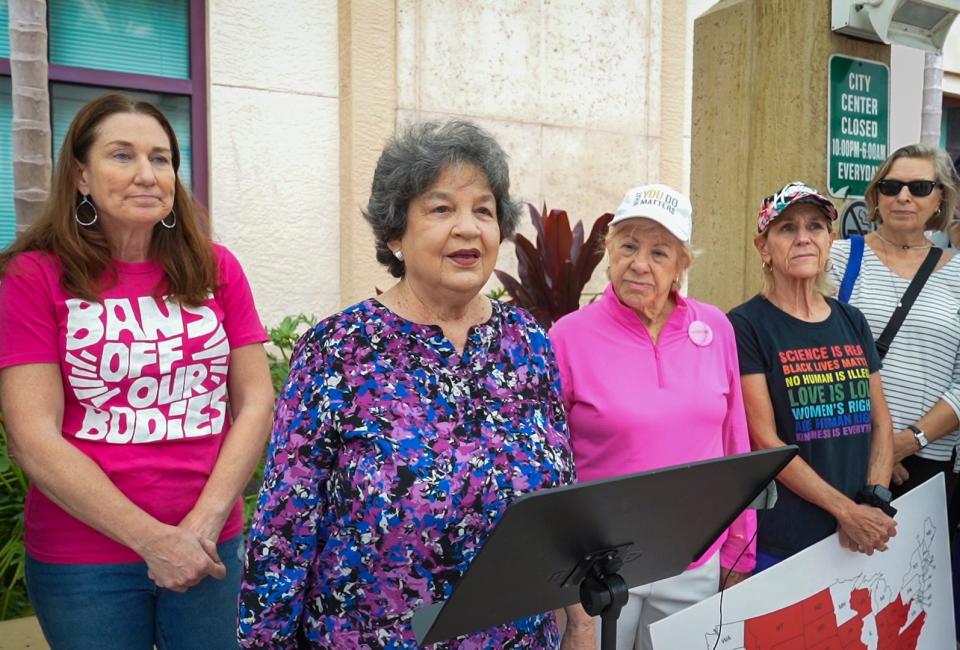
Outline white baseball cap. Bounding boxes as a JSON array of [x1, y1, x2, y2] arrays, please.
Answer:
[[610, 184, 693, 243]]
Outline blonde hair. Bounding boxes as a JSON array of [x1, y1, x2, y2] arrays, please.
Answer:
[[865, 143, 958, 232]]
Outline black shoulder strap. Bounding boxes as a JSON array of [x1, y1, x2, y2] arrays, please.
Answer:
[[875, 247, 943, 359]]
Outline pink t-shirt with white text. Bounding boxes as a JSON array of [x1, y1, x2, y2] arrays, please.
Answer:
[[0, 244, 268, 563]]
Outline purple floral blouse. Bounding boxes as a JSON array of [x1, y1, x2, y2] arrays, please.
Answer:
[[238, 299, 575, 649]]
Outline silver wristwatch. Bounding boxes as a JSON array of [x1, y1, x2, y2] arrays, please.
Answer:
[[907, 424, 929, 449]]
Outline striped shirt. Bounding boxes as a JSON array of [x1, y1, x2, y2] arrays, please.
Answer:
[[829, 238, 960, 462]]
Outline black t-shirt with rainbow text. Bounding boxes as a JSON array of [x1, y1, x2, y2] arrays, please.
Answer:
[[729, 294, 881, 559]]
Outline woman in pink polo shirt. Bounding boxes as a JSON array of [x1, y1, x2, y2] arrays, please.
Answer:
[[550, 185, 755, 650]]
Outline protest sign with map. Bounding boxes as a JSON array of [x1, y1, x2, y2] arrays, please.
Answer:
[[650, 475, 953, 649]]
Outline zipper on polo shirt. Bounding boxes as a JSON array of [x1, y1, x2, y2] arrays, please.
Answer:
[[633, 321, 665, 388], [653, 343, 663, 388]]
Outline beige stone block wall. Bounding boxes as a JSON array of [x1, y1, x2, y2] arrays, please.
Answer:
[[208, 1, 342, 327], [204, 2, 698, 316], [339, 1, 398, 305], [396, 0, 688, 297], [689, 0, 888, 311]]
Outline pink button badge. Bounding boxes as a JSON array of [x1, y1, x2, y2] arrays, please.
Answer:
[[688, 320, 713, 347]]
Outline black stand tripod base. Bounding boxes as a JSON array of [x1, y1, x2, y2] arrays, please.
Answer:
[[579, 551, 630, 650]]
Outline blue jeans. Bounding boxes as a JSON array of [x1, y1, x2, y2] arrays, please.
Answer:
[[26, 535, 243, 650]]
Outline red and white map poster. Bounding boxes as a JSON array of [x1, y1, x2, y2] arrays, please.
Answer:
[[650, 475, 953, 649]]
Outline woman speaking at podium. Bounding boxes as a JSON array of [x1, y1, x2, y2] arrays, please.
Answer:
[[239, 121, 577, 648], [550, 184, 756, 650]]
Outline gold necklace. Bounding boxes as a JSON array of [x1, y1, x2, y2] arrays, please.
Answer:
[[874, 231, 932, 251]]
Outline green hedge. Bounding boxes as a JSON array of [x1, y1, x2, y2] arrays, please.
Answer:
[[0, 413, 29, 619]]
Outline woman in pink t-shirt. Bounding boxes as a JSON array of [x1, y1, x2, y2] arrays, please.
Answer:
[[0, 94, 274, 649], [551, 184, 756, 650]]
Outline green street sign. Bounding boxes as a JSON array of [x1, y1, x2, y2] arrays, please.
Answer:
[[827, 55, 889, 199]]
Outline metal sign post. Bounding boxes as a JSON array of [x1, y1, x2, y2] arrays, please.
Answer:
[[827, 55, 890, 199]]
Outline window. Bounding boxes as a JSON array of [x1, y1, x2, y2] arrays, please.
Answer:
[[0, 2, 8, 59], [0, 0, 206, 249], [0, 77, 13, 247], [943, 97, 960, 169], [50, 84, 193, 189]]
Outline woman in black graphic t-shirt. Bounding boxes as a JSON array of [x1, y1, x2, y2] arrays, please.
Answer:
[[729, 181, 897, 571]]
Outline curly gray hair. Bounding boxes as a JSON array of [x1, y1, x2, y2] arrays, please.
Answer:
[[363, 120, 521, 277]]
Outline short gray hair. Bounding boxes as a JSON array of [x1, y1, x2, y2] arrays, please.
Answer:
[[363, 120, 521, 277]]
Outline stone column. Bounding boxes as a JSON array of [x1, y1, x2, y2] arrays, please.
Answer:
[[688, 0, 888, 310], [339, 0, 398, 306]]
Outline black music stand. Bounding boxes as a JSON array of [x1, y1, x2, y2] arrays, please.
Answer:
[[412, 446, 797, 649]]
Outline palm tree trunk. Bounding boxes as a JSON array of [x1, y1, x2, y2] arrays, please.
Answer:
[[8, 0, 50, 232], [920, 51, 944, 147]]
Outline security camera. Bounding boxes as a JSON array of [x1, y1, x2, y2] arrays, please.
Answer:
[[832, 0, 960, 52]]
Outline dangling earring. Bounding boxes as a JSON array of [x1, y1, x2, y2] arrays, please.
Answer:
[[75, 194, 98, 227], [672, 277, 682, 290], [160, 210, 177, 229], [761, 260, 772, 273], [393, 249, 404, 262], [935, 207, 943, 219]]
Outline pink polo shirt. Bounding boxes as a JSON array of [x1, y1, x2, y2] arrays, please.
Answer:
[[549, 284, 756, 572], [0, 244, 268, 564]]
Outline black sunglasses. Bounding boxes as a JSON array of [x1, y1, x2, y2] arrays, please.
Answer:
[[876, 179, 940, 197]]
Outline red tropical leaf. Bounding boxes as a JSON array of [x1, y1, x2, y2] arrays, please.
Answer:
[[494, 206, 613, 328], [514, 234, 551, 308], [556, 260, 578, 320], [530, 203, 546, 253], [494, 270, 533, 307], [570, 221, 585, 266], [573, 212, 613, 289], [543, 209, 573, 288]]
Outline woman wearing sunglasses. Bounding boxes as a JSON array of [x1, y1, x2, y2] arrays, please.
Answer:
[[829, 144, 960, 516]]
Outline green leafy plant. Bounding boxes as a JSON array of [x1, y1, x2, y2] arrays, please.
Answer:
[[243, 314, 318, 524], [265, 314, 317, 395], [0, 413, 30, 620], [486, 286, 508, 301], [495, 204, 614, 328]]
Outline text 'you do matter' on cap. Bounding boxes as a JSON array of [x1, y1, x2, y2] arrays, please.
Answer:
[[611, 184, 693, 243]]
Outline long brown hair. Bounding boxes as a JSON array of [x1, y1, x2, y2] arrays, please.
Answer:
[[0, 93, 216, 305]]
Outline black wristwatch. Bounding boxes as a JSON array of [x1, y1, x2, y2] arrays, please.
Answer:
[[855, 484, 897, 517], [907, 424, 929, 449]]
